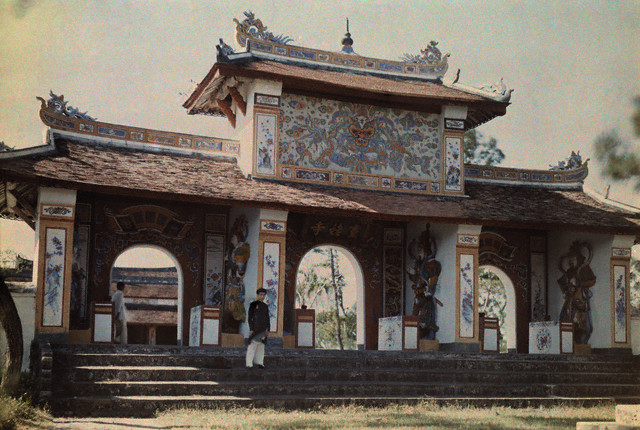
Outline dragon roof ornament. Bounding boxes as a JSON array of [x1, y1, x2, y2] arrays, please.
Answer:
[[223, 12, 453, 81], [445, 72, 514, 103], [549, 151, 589, 171], [401, 41, 449, 75], [36, 91, 95, 121], [234, 11, 293, 48]]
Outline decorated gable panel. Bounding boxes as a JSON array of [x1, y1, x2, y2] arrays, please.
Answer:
[[279, 93, 443, 194]]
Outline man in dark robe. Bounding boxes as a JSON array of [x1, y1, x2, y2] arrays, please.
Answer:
[[245, 288, 270, 368]]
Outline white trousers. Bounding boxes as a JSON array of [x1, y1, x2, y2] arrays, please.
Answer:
[[245, 339, 265, 367], [114, 318, 128, 344]]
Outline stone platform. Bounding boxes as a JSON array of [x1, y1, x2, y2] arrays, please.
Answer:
[[577, 405, 640, 429], [41, 343, 640, 418]]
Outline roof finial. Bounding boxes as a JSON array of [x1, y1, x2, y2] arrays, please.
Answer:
[[341, 18, 355, 54]]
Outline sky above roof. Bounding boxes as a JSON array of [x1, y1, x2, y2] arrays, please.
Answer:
[[1, 0, 639, 257]]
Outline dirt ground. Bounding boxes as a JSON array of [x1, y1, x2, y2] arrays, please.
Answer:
[[53, 417, 182, 429]]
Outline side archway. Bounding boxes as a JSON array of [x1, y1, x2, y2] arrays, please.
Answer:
[[109, 245, 184, 345]]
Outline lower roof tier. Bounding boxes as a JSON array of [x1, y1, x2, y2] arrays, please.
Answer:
[[1, 134, 639, 234]]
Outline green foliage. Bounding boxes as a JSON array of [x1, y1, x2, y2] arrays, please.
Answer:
[[594, 96, 640, 189], [478, 267, 507, 351], [296, 247, 356, 350], [464, 129, 505, 166], [315, 308, 357, 350]]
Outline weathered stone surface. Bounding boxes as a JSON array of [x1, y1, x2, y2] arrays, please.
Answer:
[[46, 344, 640, 417]]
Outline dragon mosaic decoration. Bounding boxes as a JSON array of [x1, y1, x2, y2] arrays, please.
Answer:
[[280, 93, 442, 180], [549, 151, 588, 171], [37, 91, 95, 121], [234, 10, 293, 47], [401, 40, 449, 75]]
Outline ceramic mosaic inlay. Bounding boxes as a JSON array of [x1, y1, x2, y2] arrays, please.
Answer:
[[262, 241, 280, 331], [255, 112, 277, 176], [383, 245, 403, 317], [530, 253, 546, 321], [459, 253, 474, 338], [614, 265, 627, 343], [43, 228, 66, 326], [205, 234, 225, 306], [378, 316, 403, 350], [261, 221, 285, 232], [42, 205, 73, 218], [445, 136, 462, 191], [189, 305, 201, 346], [71, 225, 90, 323], [279, 93, 441, 181], [612, 248, 631, 258]]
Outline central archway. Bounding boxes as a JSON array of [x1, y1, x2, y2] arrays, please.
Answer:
[[109, 245, 184, 345], [295, 245, 365, 349], [479, 265, 516, 352]]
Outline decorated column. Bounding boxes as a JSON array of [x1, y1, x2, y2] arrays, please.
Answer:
[[530, 235, 548, 321], [257, 209, 288, 338], [34, 187, 77, 339], [610, 235, 634, 348], [442, 105, 467, 195], [455, 225, 481, 348]]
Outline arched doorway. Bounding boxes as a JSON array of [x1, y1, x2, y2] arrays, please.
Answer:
[[479, 265, 516, 352], [110, 245, 184, 345], [295, 245, 365, 349]]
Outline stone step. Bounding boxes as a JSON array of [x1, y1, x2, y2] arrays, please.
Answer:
[[63, 365, 640, 386], [51, 343, 636, 360], [55, 379, 640, 399], [52, 395, 623, 418], [54, 352, 637, 374]]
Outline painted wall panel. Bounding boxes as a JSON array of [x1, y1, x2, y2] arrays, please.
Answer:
[[459, 253, 475, 338], [42, 228, 66, 327], [279, 93, 442, 181]]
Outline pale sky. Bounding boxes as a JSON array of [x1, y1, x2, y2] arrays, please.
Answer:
[[1, 0, 639, 260]]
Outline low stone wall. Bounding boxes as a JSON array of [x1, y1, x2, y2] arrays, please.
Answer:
[[6, 281, 36, 370]]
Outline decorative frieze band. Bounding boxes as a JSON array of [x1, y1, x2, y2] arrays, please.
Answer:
[[457, 234, 479, 247], [260, 219, 286, 234], [41, 204, 74, 220], [612, 248, 631, 259], [254, 93, 281, 108], [465, 162, 588, 187], [39, 104, 240, 157]]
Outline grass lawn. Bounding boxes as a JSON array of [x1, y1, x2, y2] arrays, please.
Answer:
[[150, 402, 615, 430]]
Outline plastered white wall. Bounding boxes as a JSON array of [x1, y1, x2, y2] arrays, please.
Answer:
[[405, 222, 458, 344], [547, 231, 613, 348], [228, 206, 261, 338]]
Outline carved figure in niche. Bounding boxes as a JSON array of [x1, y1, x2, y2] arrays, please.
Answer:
[[558, 241, 596, 344], [224, 215, 250, 332], [407, 224, 442, 340]]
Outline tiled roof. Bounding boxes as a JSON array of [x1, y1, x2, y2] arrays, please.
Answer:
[[185, 60, 508, 128], [1, 137, 639, 234]]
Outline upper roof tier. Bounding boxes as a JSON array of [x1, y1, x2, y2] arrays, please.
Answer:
[[183, 12, 512, 130]]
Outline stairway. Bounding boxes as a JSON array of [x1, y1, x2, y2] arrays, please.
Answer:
[[47, 344, 640, 417]]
